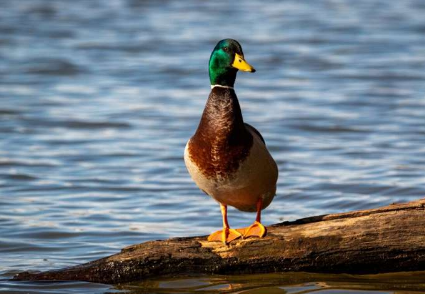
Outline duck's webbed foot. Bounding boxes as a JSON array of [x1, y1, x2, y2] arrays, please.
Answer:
[[238, 198, 267, 239], [207, 203, 242, 244], [239, 221, 267, 238], [208, 228, 242, 244]]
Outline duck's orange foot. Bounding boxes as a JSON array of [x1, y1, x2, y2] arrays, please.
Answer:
[[207, 228, 242, 244], [239, 221, 267, 239]]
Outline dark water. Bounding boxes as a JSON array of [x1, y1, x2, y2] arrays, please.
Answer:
[[1, 0, 425, 293]]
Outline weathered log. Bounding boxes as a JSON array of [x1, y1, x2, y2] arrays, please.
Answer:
[[14, 198, 425, 284]]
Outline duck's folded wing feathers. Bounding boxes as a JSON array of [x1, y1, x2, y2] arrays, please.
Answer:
[[244, 123, 266, 145]]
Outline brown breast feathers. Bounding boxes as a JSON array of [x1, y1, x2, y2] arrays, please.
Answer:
[[188, 87, 253, 179]]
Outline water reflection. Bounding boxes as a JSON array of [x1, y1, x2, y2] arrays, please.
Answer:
[[116, 272, 425, 293]]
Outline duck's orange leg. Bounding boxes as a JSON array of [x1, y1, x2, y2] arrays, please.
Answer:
[[239, 198, 267, 238], [208, 204, 242, 244]]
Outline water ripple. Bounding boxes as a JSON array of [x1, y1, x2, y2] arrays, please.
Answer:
[[2, 0, 425, 293]]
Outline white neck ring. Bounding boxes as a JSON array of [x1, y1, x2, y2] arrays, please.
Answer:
[[211, 84, 234, 90]]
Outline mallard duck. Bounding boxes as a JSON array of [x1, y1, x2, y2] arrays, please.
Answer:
[[184, 39, 278, 244]]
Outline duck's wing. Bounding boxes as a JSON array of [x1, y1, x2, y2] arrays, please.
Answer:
[[244, 123, 265, 145]]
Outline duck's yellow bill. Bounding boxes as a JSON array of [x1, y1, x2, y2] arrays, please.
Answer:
[[232, 53, 256, 72]]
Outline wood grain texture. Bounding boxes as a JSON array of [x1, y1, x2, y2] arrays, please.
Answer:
[[14, 198, 425, 284]]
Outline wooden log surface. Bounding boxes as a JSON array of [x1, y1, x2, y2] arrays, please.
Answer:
[[14, 198, 425, 284]]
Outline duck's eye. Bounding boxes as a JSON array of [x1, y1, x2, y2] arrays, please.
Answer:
[[223, 47, 228, 52]]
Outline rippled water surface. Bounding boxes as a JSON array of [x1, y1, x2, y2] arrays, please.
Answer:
[[1, 0, 425, 293]]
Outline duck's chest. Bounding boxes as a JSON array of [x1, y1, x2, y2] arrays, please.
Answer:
[[185, 87, 253, 181], [185, 132, 252, 182]]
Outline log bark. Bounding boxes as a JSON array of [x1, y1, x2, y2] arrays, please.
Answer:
[[14, 198, 425, 284]]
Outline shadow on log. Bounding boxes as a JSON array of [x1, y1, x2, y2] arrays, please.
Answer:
[[14, 198, 425, 284]]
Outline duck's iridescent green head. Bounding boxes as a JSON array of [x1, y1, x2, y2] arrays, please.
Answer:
[[209, 39, 255, 87]]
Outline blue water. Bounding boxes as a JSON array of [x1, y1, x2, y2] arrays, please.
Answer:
[[1, 0, 425, 293]]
